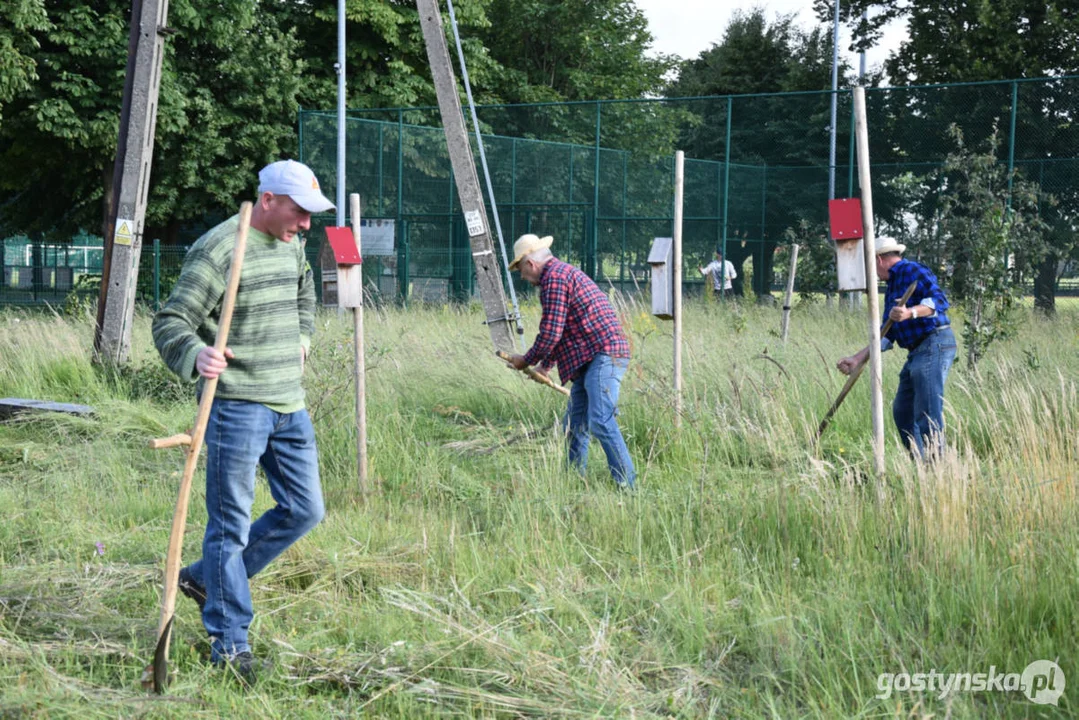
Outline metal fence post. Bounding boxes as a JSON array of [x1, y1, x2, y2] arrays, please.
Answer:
[[32, 236, 41, 304], [592, 101, 601, 279], [621, 151, 627, 287], [760, 163, 767, 296], [153, 237, 160, 310], [510, 137, 517, 241], [1006, 81, 1018, 214], [398, 219, 409, 303], [378, 123, 384, 216], [721, 96, 733, 300], [568, 147, 575, 249], [397, 108, 404, 300], [848, 90, 857, 196], [297, 107, 305, 163]]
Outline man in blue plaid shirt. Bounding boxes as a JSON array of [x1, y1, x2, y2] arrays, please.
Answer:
[[505, 234, 635, 489], [837, 238, 957, 459]]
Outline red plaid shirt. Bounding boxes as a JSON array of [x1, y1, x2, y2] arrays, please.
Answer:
[[523, 259, 630, 383]]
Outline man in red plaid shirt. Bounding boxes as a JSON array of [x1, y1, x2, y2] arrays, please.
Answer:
[[505, 234, 635, 489]]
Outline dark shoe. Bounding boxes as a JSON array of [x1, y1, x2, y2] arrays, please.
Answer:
[[215, 651, 269, 685], [177, 566, 207, 613]]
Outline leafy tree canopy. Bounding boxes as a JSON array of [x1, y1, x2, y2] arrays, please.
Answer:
[[479, 0, 674, 104], [814, 0, 1079, 82], [0, 0, 48, 124], [668, 9, 849, 99], [0, 0, 679, 240]]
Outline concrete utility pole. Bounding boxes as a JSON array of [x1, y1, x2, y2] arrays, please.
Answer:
[[415, 0, 516, 352], [94, 0, 169, 364]]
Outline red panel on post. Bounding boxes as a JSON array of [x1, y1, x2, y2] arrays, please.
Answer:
[[828, 198, 864, 241], [324, 227, 362, 265]]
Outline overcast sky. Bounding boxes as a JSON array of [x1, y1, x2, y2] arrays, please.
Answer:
[[635, 0, 908, 78]]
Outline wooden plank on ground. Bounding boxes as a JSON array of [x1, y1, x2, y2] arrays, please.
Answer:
[[0, 398, 94, 420]]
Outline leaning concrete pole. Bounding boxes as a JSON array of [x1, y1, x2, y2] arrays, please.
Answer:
[[416, 0, 516, 352], [94, 0, 169, 364], [853, 86, 885, 476]]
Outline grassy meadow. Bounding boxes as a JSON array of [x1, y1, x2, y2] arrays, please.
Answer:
[[0, 293, 1076, 718]]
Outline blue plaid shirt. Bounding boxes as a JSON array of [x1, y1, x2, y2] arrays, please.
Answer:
[[882, 259, 950, 351]]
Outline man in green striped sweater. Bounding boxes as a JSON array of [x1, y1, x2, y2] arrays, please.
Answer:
[[152, 160, 332, 680]]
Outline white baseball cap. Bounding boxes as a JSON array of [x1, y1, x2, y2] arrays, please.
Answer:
[[257, 160, 335, 213]]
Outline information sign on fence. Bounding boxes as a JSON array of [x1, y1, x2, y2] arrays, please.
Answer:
[[359, 219, 395, 256]]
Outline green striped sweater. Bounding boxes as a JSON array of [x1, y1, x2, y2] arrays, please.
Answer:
[[152, 214, 316, 413]]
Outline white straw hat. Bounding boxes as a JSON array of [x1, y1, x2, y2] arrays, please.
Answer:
[[875, 237, 907, 255], [508, 234, 554, 270]]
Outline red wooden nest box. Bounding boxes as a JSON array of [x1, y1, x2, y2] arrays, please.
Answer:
[[828, 198, 867, 292], [324, 227, 363, 308]]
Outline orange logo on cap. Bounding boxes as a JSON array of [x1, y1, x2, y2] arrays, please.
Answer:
[[312, 178, 319, 189]]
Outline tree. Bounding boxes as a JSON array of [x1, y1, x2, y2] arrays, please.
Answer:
[[821, 0, 1079, 313], [935, 125, 1049, 369], [470, 0, 678, 151], [780, 220, 839, 299], [0, 0, 48, 124], [667, 9, 856, 299], [480, 0, 674, 105], [0, 0, 132, 238], [0, 0, 306, 241], [274, 0, 500, 114]]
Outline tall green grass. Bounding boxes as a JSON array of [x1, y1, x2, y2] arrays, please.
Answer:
[[0, 297, 1075, 718]]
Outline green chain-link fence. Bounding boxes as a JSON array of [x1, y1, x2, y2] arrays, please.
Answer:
[[0, 235, 324, 311], [300, 76, 1079, 302], [3, 77, 1075, 310]]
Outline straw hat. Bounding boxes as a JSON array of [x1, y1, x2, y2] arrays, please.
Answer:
[[875, 237, 907, 255], [508, 234, 553, 270]]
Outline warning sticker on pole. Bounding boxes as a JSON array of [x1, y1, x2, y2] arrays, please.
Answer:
[[464, 210, 485, 237], [114, 218, 134, 246]]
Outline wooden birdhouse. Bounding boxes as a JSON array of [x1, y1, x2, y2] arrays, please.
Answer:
[[647, 237, 674, 319], [324, 226, 364, 308], [828, 198, 866, 292]]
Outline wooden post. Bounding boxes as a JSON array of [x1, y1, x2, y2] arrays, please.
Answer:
[[673, 151, 684, 427], [349, 194, 370, 493], [853, 87, 885, 476], [781, 244, 799, 342]]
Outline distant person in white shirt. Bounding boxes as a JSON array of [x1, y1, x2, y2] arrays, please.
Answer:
[[700, 247, 737, 297]]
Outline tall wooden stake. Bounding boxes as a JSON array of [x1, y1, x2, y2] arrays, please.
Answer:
[[673, 151, 684, 426], [781, 244, 799, 342], [349, 194, 369, 493], [853, 86, 885, 476]]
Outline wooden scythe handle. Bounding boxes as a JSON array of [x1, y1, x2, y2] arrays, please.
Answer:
[[148, 202, 251, 693], [148, 433, 192, 450], [496, 350, 571, 397], [816, 281, 918, 440]]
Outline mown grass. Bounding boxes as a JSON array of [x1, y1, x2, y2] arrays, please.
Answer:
[[0, 295, 1075, 718]]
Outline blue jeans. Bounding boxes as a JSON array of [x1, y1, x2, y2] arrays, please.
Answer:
[[184, 399, 323, 662], [563, 354, 636, 488], [893, 327, 957, 459]]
